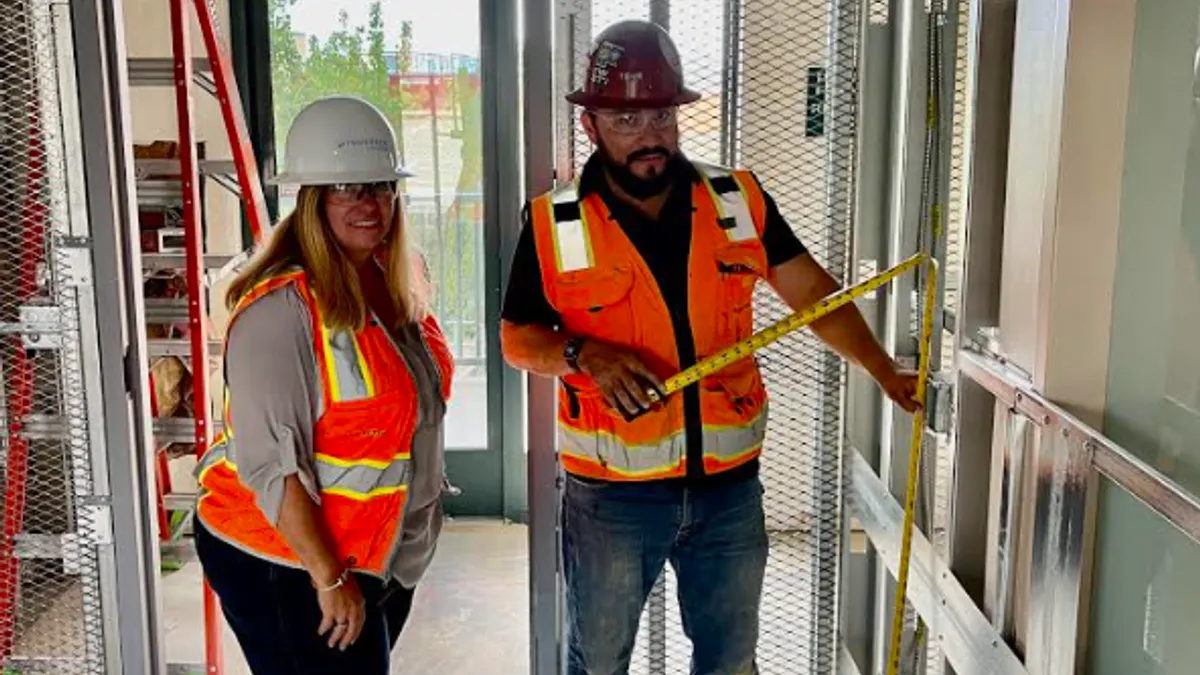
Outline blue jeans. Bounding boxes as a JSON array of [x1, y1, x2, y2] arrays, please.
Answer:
[[562, 474, 769, 675]]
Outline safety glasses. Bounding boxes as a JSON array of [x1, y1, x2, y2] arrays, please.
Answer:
[[589, 107, 678, 136], [327, 181, 398, 204]]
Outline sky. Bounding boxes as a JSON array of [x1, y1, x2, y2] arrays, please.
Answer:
[[288, 0, 483, 56]]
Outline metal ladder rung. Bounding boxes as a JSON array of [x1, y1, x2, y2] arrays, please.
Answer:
[[127, 57, 213, 93], [163, 492, 198, 512], [167, 663, 207, 675], [135, 158, 238, 178], [147, 338, 222, 359], [15, 414, 222, 443], [143, 298, 190, 323], [154, 417, 224, 444], [142, 251, 244, 272]]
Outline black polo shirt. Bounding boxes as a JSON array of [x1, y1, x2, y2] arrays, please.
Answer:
[[502, 155, 809, 486]]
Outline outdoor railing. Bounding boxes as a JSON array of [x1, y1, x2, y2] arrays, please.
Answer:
[[407, 191, 486, 369]]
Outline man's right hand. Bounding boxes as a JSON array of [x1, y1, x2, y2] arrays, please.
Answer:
[[575, 340, 666, 418]]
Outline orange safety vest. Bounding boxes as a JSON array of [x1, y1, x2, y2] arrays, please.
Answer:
[[195, 269, 455, 577], [530, 161, 771, 482]]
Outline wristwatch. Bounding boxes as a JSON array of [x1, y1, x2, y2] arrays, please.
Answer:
[[563, 336, 586, 373]]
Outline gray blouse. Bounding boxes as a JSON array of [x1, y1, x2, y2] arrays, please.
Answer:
[[220, 285, 446, 588]]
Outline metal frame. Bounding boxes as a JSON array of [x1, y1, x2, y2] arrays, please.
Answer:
[[71, 0, 166, 672], [869, 0, 925, 668], [848, 448, 1028, 675], [960, 350, 1200, 548], [523, 0, 562, 672], [480, 0, 529, 521]]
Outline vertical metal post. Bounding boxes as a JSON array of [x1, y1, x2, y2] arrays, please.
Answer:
[[823, 0, 864, 668], [950, 0, 1015, 637], [650, 0, 670, 30], [480, 0, 526, 530], [430, 71, 447, 323], [1024, 427, 1096, 675], [524, 0, 562, 672], [873, 0, 923, 669], [718, 0, 741, 166], [71, 0, 165, 672]]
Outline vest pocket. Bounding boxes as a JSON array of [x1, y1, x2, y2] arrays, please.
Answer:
[[552, 265, 636, 345], [714, 243, 767, 344]]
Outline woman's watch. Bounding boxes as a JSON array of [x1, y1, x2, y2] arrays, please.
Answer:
[[563, 336, 586, 373]]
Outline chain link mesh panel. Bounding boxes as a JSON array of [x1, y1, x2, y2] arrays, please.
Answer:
[[555, 1, 861, 672], [0, 1, 108, 672]]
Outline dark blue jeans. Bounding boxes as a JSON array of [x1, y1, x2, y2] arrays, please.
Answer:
[[194, 519, 414, 675], [562, 474, 769, 675]]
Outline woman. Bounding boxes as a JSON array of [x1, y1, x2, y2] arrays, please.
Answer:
[[193, 95, 454, 674]]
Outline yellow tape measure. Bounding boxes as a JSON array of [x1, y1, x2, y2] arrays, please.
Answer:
[[647, 253, 926, 402], [887, 256, 938, 675], [640, 251, 938, 675]]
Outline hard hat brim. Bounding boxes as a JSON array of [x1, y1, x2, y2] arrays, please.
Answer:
[[565, 88, 702, 109], [266, 166, 416, 186]]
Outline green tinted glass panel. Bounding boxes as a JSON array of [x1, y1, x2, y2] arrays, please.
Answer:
[[1090, 0, 1200, 670]]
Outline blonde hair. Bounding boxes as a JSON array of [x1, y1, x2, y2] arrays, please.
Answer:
[[226, 186, 426, 331]]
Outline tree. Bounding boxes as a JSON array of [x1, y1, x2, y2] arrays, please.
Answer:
[[266, 1, 484, 339]]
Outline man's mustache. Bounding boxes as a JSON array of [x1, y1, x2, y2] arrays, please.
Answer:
[[627, 147, 670, 163]]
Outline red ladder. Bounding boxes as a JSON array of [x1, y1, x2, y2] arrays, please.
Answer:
[[152, 1, 269, 672]]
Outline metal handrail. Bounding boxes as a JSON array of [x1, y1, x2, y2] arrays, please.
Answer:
[[958, 347, 1200, 545]]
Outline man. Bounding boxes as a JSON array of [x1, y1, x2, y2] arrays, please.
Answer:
[[501, 20, 919, 675]]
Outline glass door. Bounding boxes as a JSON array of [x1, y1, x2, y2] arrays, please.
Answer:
[[266, 0, 503, 513]]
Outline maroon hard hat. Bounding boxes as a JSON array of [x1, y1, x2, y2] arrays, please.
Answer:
[[566, 20, 701, 109]]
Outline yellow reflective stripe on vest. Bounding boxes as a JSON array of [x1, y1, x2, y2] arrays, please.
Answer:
[[315, 452, 411, 501], [320, 323, 376, 403], [548, 181, 593, 272], [694, 162, 758, 243], [558, 406, 767, 478]]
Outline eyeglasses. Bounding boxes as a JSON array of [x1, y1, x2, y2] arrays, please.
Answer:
[[589, 108, 678, 136], [327, 181, 398, 204]]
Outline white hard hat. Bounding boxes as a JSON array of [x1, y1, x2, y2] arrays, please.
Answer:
[[269, 95, 414, 185]]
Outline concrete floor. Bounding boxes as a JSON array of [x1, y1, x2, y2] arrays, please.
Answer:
[[161, 518, 529, 674]]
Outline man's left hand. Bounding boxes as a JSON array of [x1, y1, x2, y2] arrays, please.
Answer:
[[876, 366, 921, 414]]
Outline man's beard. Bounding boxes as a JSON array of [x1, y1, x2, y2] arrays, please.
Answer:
[[596, 139, 684, 200]]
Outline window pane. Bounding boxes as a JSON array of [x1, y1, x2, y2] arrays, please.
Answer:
[[268, 0, 487, 449]]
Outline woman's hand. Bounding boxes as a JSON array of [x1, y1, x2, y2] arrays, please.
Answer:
[[315, 573, 367, 650]]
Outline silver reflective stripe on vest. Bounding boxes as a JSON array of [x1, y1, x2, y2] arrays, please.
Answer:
[[559, 426, 687, 478], [550, 181, 593, 272], [702, 403, 769, 466], [694, 162, 758, 243], [314, 453, 412, 500], [320, 324, 375, 402], [559, 403, 768, 478]]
